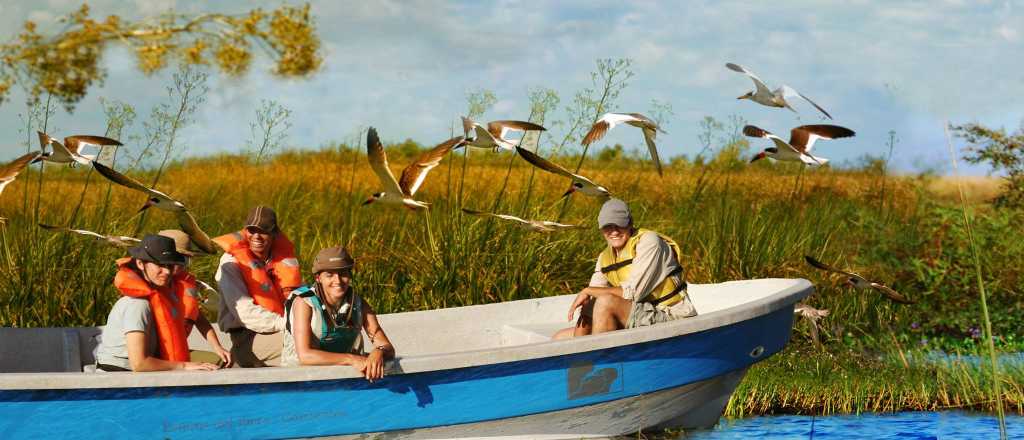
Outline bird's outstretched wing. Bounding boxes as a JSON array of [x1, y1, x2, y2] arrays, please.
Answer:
[[0, 151, 43, 195], [781, 85, 833, 120], [366, 127, 404, 196], [515, 145, 575, 178], [804, 255, 862, 279], [870, 283, 916, 305], [789, 125, 856, 153], [92, 161, 174, 201], [399, 136, 465, 196], [726, 63, 772, 96], [176, 210, 218, 255], [640, 126, 663, 177], [487, 120, 546, 140]]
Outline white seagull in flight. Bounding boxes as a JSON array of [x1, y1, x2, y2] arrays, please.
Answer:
[[726, 63, 833, 120]]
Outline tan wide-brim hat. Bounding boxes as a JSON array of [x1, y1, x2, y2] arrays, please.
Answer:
[[158, 229, 195, 257], [312, 245, 355, 274]]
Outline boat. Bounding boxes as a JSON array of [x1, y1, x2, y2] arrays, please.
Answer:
[[0, 278, 812, 439]]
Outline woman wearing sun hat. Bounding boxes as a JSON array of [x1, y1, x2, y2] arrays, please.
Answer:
[[93, 234, 220, 372], [281, 245, 394, 382]]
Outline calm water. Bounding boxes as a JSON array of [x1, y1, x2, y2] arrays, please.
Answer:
[[682, 411, 1023, 439]]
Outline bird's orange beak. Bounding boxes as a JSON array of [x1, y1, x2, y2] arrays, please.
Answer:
[[561, 187, 576, 198], [361, 197, 374, 206], [750, 152, 767, 163]]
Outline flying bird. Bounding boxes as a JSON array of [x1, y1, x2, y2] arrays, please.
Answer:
[[38, 224, 141, 248], [461, 117, 546, 152], [804, 255, 915, 304], [581, 113, 666, 176], [363, 127, 465, 210], [462, 208, 581, 233], [794, 303, 830, 347], [745, 124, 855, 165], [726, 63, 833, 120], [514, 145, 611, 199], [92, 161, 218, 254], [1, 151, 43, 197], [36, 131, 122, 167]]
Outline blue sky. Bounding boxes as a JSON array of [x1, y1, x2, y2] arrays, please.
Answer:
[[1, 0, 1021, 174]]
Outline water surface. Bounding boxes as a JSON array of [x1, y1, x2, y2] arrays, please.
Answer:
[[683, 411, 1022, 439]]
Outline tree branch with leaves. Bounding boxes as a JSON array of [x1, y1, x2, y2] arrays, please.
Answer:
[[0, 3, 322, 110]]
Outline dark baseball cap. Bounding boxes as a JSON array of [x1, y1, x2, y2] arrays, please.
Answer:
[[128, 234, 188, 266], [312, 245, 355, 274], [245, 206, 278, 232], [597, 198, 632, 228]]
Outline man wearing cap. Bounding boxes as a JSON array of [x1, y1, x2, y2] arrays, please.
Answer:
[[554, 198, 696, 339], [281, 246, 394, 382], [94, 235, 221, 372], [213, 206, 303, 367], [158, 229, 232, 368]]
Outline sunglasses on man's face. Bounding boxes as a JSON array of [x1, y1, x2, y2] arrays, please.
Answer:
[[245, 227, 272, 236]]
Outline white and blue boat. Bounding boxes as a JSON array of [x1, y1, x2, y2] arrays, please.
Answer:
[[0, 278, 811, 439]]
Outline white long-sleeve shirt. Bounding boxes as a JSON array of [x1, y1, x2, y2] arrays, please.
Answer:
[[214, 252, 286, 333], [588, 231, 681, 302]]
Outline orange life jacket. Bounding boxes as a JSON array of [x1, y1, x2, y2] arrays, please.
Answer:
[[113, 257, 199, 362], [212, 230, 302, 316]]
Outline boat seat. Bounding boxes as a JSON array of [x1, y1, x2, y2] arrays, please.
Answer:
[[0, 328, 84, 373], [501, 322, 566, 346]]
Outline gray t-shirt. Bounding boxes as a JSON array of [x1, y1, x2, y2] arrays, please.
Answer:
[[94, 296, 158, 370]]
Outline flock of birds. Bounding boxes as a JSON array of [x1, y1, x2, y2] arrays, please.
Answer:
[[0, 62, 910, 345]]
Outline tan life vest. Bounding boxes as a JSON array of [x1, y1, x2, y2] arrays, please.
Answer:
[[212, 230, 303, 316], [597, 228, 687, 309]]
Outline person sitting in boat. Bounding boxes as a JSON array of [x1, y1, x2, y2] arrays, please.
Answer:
[[554, 198, 696, 339], [158, 229, 232, 367], [214, 206, 303, 367], [282, 245, 394, 382], [93, 235, 220, 372]]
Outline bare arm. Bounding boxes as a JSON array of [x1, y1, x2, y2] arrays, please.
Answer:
[[361, 298, 393, 382], [125, 331, 216, 372], [291, 299, 367, 368], [193, 313, 232, 367]]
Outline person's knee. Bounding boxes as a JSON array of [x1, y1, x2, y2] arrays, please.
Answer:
[[592, 295, 618, 314]]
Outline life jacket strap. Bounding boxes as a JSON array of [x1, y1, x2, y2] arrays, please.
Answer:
[[284, 287, 316, 334], [600, 259, 633, 273], [648, 266, 687, 307]]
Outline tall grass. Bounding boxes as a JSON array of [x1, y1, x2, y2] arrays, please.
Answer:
[[944, 122, 1007, 437]]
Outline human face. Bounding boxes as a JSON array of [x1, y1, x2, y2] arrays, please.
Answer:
[[245, 226, 275, 257], [316, 269, 352, 305], [136, 260, 177, 288], [600, 224, 632, 252]]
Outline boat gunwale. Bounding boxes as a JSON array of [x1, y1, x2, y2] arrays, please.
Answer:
[[0, 278, 812, 390]]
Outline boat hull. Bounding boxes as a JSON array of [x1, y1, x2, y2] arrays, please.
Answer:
[[0, 305, 794, 439]]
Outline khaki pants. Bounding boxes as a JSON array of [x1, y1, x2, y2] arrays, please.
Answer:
[[626, 295, 698, 329], [229, 329, 283, 367]]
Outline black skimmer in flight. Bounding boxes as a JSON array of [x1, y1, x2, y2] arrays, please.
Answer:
[[91, 161, 218, 254], [746, 124, 855, 165], [794, 303, 830, 346], [38, 224, 141, 248], [364, 127, 465, 210], [36, 131, 122, 167], [804, 255, 915, 304], [461, 117, 546, 152], [581, 113, 666, 176], [726, 63, 833, 120], [514, 145, 611, 199], [461, 208, 581, 233]]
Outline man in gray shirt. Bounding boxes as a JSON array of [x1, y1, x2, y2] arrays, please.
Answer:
[[555, 198, 696, 339]]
